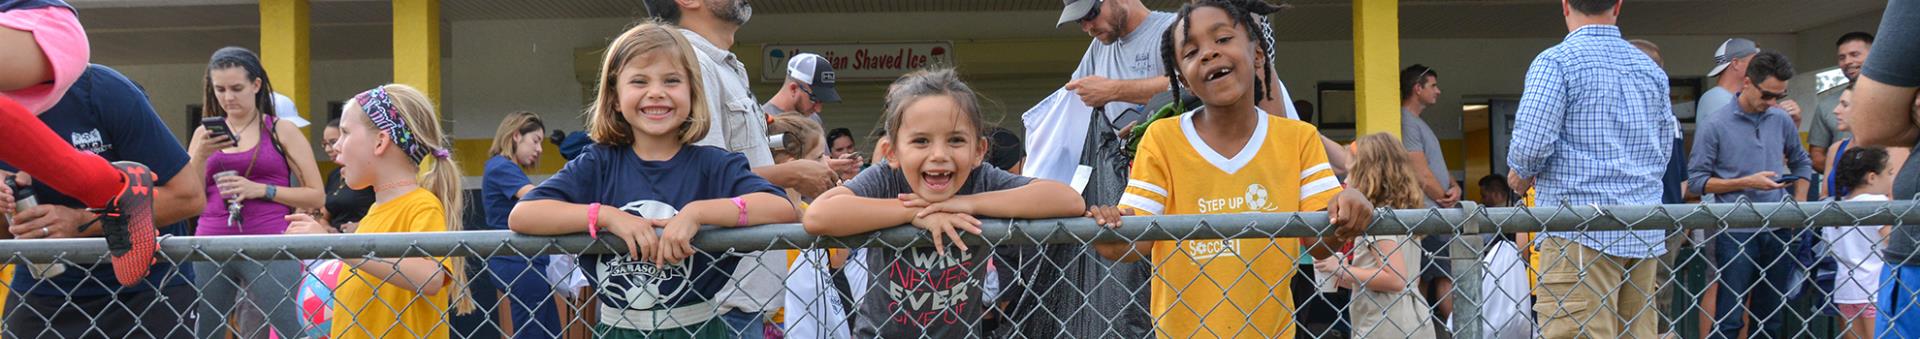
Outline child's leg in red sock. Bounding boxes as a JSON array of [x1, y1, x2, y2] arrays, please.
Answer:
[[0, 97, 123, 208]]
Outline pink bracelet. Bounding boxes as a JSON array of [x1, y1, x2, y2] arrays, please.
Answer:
[[586, 202, 601, 238], [731, 197, 749, 226]]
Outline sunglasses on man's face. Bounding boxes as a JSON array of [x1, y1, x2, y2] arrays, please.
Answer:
[[1758, 90, 1788, 101], [1748, 81, 1788, 101], [1754, 87, 1788, 101], [1078, 0, 1103, 24]]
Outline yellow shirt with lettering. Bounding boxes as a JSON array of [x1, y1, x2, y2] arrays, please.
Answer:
[[332, 189, 452, 339], [1120, 113, 1340, 339]]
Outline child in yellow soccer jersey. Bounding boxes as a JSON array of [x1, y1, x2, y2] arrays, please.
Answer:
[[282, 84, 476, 339], [1086, 1, 1373, 338]]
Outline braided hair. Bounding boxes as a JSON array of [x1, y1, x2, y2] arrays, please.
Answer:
[[1160, 0, 1288, 108]]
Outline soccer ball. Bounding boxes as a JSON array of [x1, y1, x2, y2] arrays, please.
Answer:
[[296, 260, 344, 338], [1245, 184, 1270, 210]]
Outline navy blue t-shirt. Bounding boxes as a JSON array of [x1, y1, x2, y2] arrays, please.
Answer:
[[5, 65, 192, 297], [521, 144, 782, 327], [0, 0, 70, 11], [481, 155, 531, 230]]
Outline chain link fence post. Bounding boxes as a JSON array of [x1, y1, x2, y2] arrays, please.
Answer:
[[1448, 201, 1488, 339]]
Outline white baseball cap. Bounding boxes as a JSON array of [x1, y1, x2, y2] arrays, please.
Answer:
[[272, 93, 311, 128], [1708, 38, 1759, 77], [786, 53, 841, 103]]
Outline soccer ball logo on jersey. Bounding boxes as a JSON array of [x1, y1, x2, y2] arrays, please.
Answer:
[[1196, 183, 1281, 213], [1244, 184, 1278, 212], [595, 200, 690, 310]]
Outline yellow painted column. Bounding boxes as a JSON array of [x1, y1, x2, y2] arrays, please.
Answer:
[[1353, 0, 1400, 137], [393, 0, 441, 109], [260, 0, 311, 134]]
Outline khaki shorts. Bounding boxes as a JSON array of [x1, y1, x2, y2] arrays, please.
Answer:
[[1533, 237, 1660, 339]]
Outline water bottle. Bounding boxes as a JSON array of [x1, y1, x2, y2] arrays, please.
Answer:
[[10, 180, 67, 279]]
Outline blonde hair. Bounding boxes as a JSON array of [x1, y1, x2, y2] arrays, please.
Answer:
[[587, 20, 710, 146], [1348, 133, 1426, 210], [358, 84, 476, 314], [488, 111, 545, 160], [766, 113, 825, 160]]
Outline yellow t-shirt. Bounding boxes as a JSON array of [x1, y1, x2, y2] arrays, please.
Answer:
[[332, 188, 452, 339], [1121, 113, 1340, 339]]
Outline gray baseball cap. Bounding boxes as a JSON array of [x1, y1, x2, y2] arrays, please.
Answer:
[[1057, 0, 1101, 29], [1708, 38, 1759, 77]]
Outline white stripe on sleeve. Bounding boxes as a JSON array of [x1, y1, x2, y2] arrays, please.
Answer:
[[1127, 179, 1169, 198], [1300, 163, 1332, 179], [1119, 193, 1165, 216], [1299, 176, 1341, 200]]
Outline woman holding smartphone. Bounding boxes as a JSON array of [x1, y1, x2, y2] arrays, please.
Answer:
[[182, 46, 325, 339]]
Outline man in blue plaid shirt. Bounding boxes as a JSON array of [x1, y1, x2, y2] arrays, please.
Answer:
[[1505, 0, 1677, 338]]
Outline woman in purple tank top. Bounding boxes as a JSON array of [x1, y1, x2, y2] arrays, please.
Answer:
[[181, 47, 325, 339]]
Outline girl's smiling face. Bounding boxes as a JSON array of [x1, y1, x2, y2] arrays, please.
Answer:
[[1173, 6, 1262, 109], [616, 51, 694, 143], [883, 94, 987, 203]]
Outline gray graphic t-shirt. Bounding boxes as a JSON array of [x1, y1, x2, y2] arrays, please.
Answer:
[[844, 164, 1033, 338]]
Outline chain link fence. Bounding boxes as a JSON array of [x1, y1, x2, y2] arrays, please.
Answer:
[[1, 199, 1916, 339]]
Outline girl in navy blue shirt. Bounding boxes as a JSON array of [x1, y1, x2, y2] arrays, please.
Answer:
[[508, 21, 797, 339]]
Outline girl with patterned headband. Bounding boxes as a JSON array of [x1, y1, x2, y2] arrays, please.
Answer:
[[284, 84, 476, 339]]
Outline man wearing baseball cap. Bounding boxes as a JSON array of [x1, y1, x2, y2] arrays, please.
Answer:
[[1698, 38, 1758, 124], [761, 52, 840, 126], [1055, 0, 1172, 112], [1002, 0, 1171, 337], [762, 52, 860, 180]]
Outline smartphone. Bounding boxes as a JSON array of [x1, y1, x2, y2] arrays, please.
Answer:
[[1774, 175, 1803, 184], [201, 116, 237, 143]]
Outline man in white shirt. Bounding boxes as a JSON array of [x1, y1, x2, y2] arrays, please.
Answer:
[[644, 1, 836, 337]]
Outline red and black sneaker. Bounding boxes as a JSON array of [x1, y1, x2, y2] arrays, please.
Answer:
[[76, 161, 159, 286]]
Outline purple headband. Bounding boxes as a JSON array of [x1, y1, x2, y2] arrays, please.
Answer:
[[354, 86, 449, 163]]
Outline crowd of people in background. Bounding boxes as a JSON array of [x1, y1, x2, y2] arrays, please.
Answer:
[[3, 0, 1920, 338]]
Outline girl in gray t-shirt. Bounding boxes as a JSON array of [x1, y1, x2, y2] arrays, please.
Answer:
[[803, 69, 1086, 338]]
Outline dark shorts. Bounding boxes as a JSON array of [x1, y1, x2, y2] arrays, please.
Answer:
[[1421, 234, 1456, 281], [3, 284, 195, 339]]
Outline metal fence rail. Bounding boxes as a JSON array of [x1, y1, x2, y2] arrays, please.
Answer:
[[9, 201, 1905, 261], [0, 200, 1915, 339]]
